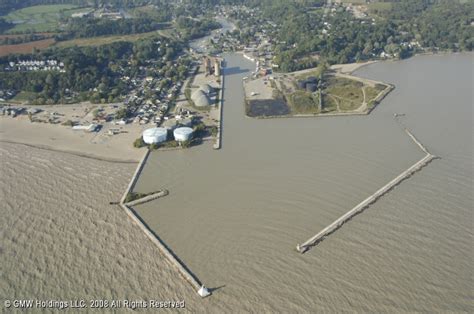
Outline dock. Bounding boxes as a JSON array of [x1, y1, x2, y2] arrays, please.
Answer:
[[213, 71, 224, 150], [297, 123, 437, 253]]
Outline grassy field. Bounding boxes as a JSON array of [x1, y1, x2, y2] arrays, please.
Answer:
[[280, 73, 387, 114], [295, 66, 325, 82], [367, 2, 393, 14], [3, 4, 85, 33], [0, 38, 55, 57], [287, 90, 320, 114], [321, 94, 337, 113], [0, 91, 39, 104], [325, 77, 364, 104], [364, 83, 387, 101]]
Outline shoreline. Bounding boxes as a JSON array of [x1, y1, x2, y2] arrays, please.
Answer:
[[0, 140, 140, 163], [0, 115, 145, 163]]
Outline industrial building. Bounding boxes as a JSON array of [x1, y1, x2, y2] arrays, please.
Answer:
[[174, 127, 194, 142], [214, 59, 221, 76], [297, 76, 319, 92], [202, 56, 222, 77], [200, 84, 215, 95], [191, 84, 217, 107], [142, 127, 168, 144], [191, 89, 211, 107]]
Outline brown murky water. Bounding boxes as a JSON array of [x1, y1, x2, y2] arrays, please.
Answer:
[[132, 53, 473, 312], [2, 53, 472, 312]]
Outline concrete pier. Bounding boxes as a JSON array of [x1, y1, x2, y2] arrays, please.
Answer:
[[120, 149, 150, 204], [297, 123, 437, 253], [213, 72, 224, 150], [124, 190, 169, 207], [119, 149, 210, 297]]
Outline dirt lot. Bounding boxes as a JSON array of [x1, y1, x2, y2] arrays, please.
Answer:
[[0, 38, 56, 57]]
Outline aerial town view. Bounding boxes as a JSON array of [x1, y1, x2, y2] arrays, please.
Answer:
[[1, 0, 473, 312]]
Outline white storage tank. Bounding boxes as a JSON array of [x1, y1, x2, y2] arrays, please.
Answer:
[[173, 127, 194, 142], [142, 127, 168, 144]]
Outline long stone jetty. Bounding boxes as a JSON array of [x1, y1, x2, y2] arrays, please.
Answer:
[[119, 149, 211, 297], [213, 69, 224, 149], [297, 124, 437, 253]]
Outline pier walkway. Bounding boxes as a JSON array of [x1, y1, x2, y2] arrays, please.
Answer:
[[119, 149, 210, 297]]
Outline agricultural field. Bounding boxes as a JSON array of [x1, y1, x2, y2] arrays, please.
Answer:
[[2, 4, 87, 34], [0, 38, 55, 57], [55, 28, 173, 48]]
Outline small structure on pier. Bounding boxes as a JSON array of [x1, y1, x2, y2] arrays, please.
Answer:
[[198, 286, 211, 297]]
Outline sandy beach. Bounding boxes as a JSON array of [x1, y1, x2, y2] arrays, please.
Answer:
[[330, 60, 378, 74], [0, 110, 145, 163]]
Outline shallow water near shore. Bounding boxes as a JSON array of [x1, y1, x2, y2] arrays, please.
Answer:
[[132, 53, 473, 312]]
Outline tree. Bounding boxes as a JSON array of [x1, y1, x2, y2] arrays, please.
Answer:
[[133, 137, 146, 148], [180, 140, 191, 148], [115, 108, 129, 120]]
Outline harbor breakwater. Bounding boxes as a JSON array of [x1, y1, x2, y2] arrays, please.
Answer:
[[214, 72, 224, 150], [119, 149, 210, 297], [125, 190, 169, 207], [297, 122, 437, 253]]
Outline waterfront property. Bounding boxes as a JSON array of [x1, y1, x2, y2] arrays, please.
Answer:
[[243, 63, 393, 118]]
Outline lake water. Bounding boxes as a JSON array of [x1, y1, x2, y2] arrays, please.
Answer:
[[132, 54, 474, 311], [2, 53, 471, 312], [132, 52, 473, 312]]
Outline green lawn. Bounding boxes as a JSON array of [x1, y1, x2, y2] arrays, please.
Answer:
[[3, 4, 84, 33]]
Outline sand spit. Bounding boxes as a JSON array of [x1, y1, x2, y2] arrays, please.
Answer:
[[330, 60, 378, 75]]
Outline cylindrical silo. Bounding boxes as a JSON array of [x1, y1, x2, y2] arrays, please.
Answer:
[[142, 127, 168, 144], [173, 127, 194, 142]]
